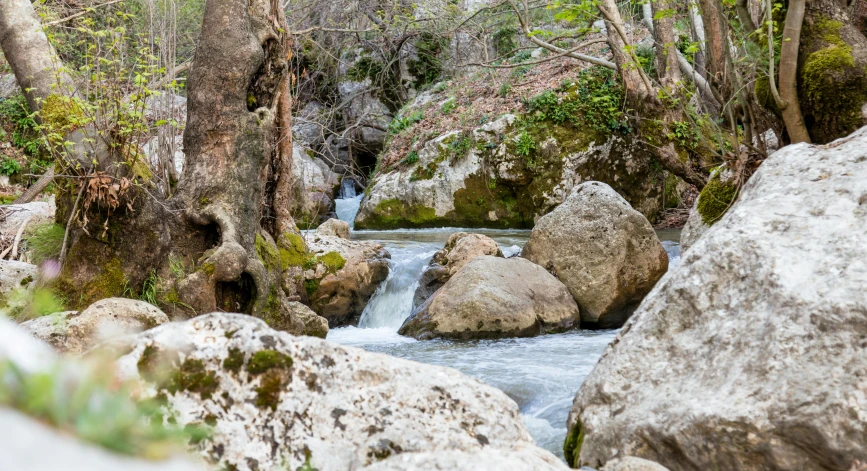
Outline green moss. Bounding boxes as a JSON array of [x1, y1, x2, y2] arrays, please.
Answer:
[[254, 369, 286, 411], [563, 420, 585, 468], [316, 251, 346, 273], [247, 350, 293, 375], [697, 177, 738, 225], [255, 234, 281, 270], [304, 278, 321, 297], [67, 257, 127, 307], [222, 348, 245, 374], [663, 173, 681, 208], [136, 345, 162, 382], [356, 198, 438, 230], [201, 262, 215, 276], [278, 232, 309, 269], [168, 359, 219, 400]]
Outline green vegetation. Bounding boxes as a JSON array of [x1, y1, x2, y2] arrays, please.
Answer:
[[403, 151, 419, 165], [697, 176, 738, 225], [389, 110, 424, 135], [316, 252, 346, 274], [23, 223, 64, 264], [563, 420, 585, 468], [246, 350, 293, 375], [440, 98, 457, 114], [1, 286, 65, 322], [0, 359, 203, 458], [407, 33, 447, 89], [0, 157, 21, 176]]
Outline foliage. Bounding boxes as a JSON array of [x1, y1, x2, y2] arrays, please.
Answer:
[[23, 223, 65, 264], [403, 151, 419, 164], [515, 130, 536, 159], [388, 110, 424, 135], [492, 26, 518, 57], [440, 98, 457, 114], [345, 54, 385, 82], [0, 95, 42, 157], [498, 83, 512, 97], [0, 157, 22, 176], [407, 33, 448, 88], [1, 285, 66, 323], [0, 358, 205, 458]]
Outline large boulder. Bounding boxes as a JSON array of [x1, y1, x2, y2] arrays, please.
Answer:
[[601, 457, 671, 471], [565, 128, 867, 470], [522, 181, 668, 328], [400, 256, 579, 340], [316, 218, 351, 239], [355, 93, 668, 230], [20, 298, 169, 354], [115, 312, 553, 471], [305, 233, 390, 326], [412, 232, 503, 309], [359, 446, 569, 471]]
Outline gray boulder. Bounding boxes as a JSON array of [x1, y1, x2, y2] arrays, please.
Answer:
[[522, 181, 668, 328], [316, 218, 351, 239], [0, 259, 38, 300], [566, 127, 867, 470], [20, 298, 169, 354], [115, 312, 545, 471], [0, 200, 56, 237], [359, 446, 570, 471], [412, 232, 503, 309], [400, 256, 579, 340], [601, 457, 670, 471]]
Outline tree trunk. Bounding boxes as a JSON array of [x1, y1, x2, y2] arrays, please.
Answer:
[[777, 0, 812, 143], [652, 0, 683, 88], [796, 0, 867, 143], [697, 0, 733, 100]]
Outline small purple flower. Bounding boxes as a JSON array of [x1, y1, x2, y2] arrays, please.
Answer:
[[40, 259, 61, 282]]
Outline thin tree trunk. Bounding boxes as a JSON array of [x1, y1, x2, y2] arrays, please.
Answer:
[[778, 0, 812, 143], [697, 0, 732, 99], [652, 0, 683, 88]]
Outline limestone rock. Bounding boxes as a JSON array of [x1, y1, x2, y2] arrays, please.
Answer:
[[305, 233, 390, 326], [316, 218, 351, 239], [280, 301, 329, 338], [0, 74, 18, 99], [0, 259, 38, 299], [21, 298, 169, 355], [400, 256, 579, 340], [600, 457, 670, 471], [566, 127, 867, 470], [290, 143, 339, 227], [678, 199, 708, 253], [115, 313, 540, 471], [359, 446, 570, 471], [412, 232, 503, 309], [355, 100, 666, 229], [522, 181, 668, 328]]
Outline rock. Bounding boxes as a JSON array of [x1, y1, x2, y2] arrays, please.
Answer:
[[280, 300, 329, 338], [292, 101, 327, 148], [0, 408, 206, 471], [0, 74, 18, 99], [0, 200, 56, 236], [290, 143, 339, 227], [600, 457, 670, 471], [355, 99, 667, 230], [0, 315, 56, 372], [115, 312, 543, 471], [305, 233, 390, 326], [20, 298, 169, 355], [412, 232, 503, 309], [359, 446, 570, 471], [0, 259, 38, 300], [316, 218, 351, 239], [522, 181, 668, 328], [678, 199, 707, 253], [565, 127, 867, 470], [400, 256, 579, 340]]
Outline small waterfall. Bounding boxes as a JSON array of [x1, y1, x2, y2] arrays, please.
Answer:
[[358, 244, 438, 329], [335, 178, 363, 228], [339, 178, 357, 198]]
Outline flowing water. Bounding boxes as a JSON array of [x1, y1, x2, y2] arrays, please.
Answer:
[[327, 197, 682, 459]]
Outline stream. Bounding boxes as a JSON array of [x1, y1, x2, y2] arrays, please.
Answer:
[[326, 196, 682, 459]]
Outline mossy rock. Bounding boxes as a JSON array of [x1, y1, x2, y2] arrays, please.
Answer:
[[563, 419, 585, 468], [697, 176, 738, 225]]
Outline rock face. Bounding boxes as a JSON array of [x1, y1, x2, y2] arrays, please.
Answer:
[[290, 143, 339, 227], [400, 256, 580, 340], [678, 199, 708, 253], [600, 457, 670, 471], [115, 313, 547, 471], [20, 298, 169, 354], [359, 446, 569, 471], [522, 182, 668, 328], [355, 106, 667, 230], [316, 218, 351, 239], [280, 301, 329, 339], [305, 233, 390, 326], [565, 128, 867, 470], [412, 232, 503, 309]]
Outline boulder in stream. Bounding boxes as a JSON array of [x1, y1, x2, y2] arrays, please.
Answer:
[[115, 312, 552, 471], [359, 446, 570, 471], [412, 232, 503, 309], [522, 181, 668, 328], [565, 127, 867, 470], [400, 256, 579, 340], [316, 218, 351, 239], [20, 297, 169, 355]]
